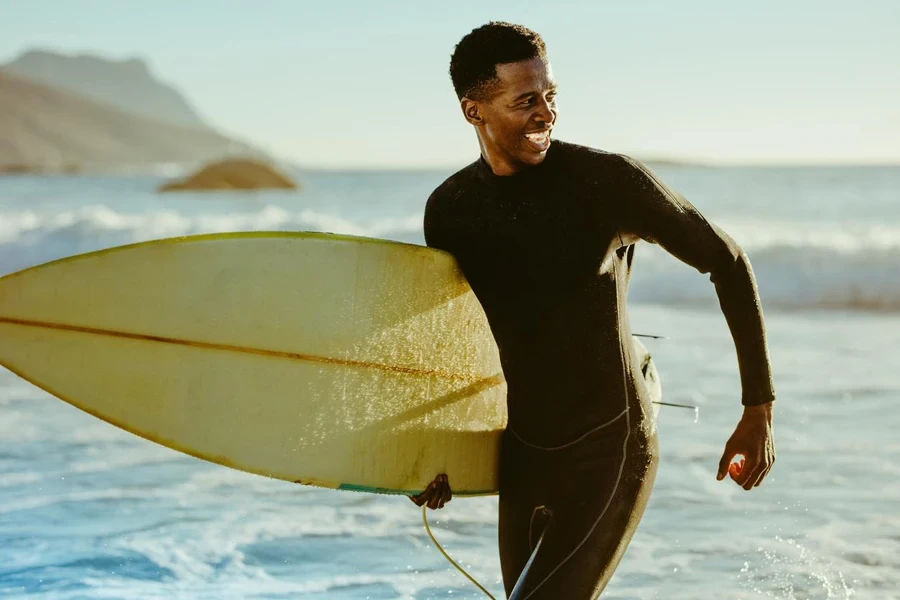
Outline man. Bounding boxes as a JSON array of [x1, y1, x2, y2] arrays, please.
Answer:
[[411, 22, 776, 599]]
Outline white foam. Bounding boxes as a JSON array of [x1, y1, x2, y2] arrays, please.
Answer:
[[0, 205, 422, 275], [631, 219, 900, 311], [738, 535, 855, 599], [1, 206, 898, 314], [0, 471, 42, 487]]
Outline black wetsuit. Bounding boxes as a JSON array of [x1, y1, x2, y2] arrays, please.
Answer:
[[424, 140, 775, 598]]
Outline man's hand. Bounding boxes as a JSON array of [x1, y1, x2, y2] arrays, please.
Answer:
[[717, 402, 775, 490], [409, 473, 452, 509]]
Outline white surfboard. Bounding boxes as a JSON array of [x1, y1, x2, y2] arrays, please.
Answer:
[[0, 232, 660, 495]]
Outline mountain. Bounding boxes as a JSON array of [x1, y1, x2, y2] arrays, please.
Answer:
[[3, 50, 209, 130], [0, 70, 261, 172]]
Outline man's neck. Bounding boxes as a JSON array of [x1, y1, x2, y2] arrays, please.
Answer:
[[476, 138, 527, 176]]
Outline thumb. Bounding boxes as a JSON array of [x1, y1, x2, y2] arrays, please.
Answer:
[[717, 447, 734, 481]]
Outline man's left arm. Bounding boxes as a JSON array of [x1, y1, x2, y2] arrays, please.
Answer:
[[614, 154, 776, 490]]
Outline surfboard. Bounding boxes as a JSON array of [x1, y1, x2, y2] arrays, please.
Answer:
[[0, 232, 660, 496]]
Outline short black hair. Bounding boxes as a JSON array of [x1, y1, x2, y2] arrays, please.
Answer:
[[449, 21, 547, 100]]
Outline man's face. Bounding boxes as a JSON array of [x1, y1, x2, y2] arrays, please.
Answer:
[[464, 56, 558, 175]]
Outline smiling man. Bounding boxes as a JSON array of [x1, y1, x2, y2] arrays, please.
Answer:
[[414, 22, 776, 598]]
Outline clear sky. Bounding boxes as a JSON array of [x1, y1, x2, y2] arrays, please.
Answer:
[[3, 0, 898, 168]]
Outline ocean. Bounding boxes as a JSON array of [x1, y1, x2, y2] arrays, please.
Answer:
[[0, 162, 898, 599]]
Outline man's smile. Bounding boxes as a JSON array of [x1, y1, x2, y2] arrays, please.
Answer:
[[524, 129, 552, 151]]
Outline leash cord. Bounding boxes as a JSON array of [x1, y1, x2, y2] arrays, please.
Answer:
[[422, 505, 496, 599]]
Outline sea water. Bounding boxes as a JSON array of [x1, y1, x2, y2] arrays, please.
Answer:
[[0, 164, 898, 599]]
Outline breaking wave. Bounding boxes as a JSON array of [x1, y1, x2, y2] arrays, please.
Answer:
[[1, 206, 898, 312]]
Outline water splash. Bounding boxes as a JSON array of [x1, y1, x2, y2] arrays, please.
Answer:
[[738, 536, 855, 599]]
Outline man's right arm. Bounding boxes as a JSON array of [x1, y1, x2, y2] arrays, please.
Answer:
[[413, 187, 457, 510], [423, 187, 452, 252], [612, 154, 777, 490], [613, 154, 776, 407]]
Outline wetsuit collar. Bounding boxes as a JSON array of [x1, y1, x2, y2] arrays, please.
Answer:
[[474, 142, 559, 182]]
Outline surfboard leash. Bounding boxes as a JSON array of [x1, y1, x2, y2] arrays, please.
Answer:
[[422, 505, 497, 599]]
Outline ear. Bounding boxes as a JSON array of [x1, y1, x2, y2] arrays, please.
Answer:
[[460, 98, 484, 127]]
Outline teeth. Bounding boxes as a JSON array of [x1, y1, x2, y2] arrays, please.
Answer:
[[525, 132, 549, 142]]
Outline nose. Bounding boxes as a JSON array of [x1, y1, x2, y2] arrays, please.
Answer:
[[533, 97, 556, 126]]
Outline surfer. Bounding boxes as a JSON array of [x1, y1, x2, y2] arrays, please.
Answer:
[[412, 22, 776, 598]]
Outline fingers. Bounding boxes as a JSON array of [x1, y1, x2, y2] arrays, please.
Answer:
[[429, 474, 452, 510], [735, 460, 760, 489], [734, 453, 775, 490], [411, 480, 438, 507], [751, 451, 776, 489], [438, 474, 452, 509], [409, 479, 438, 507], [716, 445, 744, 481], [427, 477, 441, 509], [717, 448, 735, 481], [408, 474, 452, 510], [721, 451, 768, 490], [718, 416, 777, 490]]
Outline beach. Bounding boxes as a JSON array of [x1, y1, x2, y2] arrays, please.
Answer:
[[1, 164, 897, 598]]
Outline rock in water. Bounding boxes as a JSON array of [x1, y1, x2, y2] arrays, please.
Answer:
[[158, 159, 298, 192]]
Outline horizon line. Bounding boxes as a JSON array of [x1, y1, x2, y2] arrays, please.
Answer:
[[287, 158, 900, 173]]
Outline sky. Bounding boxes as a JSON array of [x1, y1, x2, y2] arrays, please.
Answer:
[[3, 0, 899, 168]]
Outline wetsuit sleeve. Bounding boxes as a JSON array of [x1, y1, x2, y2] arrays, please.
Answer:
[[423, 187, 455, 253], [615, 155, 776, 406], [423, 192, 443, 250]]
